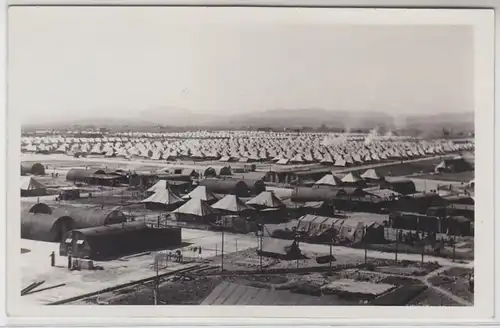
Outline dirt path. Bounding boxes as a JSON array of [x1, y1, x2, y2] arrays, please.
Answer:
[[423, 266, 473, 306]]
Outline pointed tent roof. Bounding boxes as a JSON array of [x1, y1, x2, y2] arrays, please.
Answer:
[[172, 198, 215, 217], [182, 185, 220, 202], [147, 180, 168, 193], [334, 158, 346, 167], [361, 169, 384, 180], [341, 172, 362, 183], [141, 188, 184, 205], [20, 176, 46, 191], [212, 194, 254, 213], [314, 174, 341, 186], [246, 191, 285, 208]]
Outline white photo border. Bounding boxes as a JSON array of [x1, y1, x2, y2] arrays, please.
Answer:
[[3, 4, 496, 326]]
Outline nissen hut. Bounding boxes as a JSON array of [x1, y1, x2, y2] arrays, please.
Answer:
[[21, 203, 128, 242], [59, 221, 182, 260]]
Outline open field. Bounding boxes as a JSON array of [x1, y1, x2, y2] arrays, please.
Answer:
[[21, 153, 458, 179], [412, 171, 474, 183]]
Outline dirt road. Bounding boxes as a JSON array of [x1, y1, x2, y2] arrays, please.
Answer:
[[422, 266, 473, 306]]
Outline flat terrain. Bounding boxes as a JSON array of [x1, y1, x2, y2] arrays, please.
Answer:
[[19, 151, 474, 306], [20, 225, 473, 305]]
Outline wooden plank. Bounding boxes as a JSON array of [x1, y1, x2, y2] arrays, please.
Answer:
[[212, 282, 238, 305], [24, 283, 66, 296], [248, 288, 270, 305], [237, 285, 260, 305], [21, 281, 45, 296], [201, 282, 229, 305], [223, 284, 248, 305]]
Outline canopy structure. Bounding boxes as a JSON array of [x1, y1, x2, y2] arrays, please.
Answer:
[[361, 169, 384, 180], [20, 176, 47, 196], [141, 188, 184, 209], [172, 198, 216, 217], [314, 174, 341, 186], [182, 185, 220, 202], [20, 176, 46, 191], [212, 195, 254, 213], [147, 180, 170, 193], [246, 191, 285, 208]]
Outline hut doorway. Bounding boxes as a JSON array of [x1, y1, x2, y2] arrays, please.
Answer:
[[52, 216, 75, 242]]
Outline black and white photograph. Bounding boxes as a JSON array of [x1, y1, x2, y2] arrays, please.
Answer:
[[5, 5, 495, 320]]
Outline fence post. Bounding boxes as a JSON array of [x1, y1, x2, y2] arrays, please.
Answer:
[[452, 235, 456, 262], [364, 226, 367, 265], [221, 230, 225, 272], [329, 239, 333, 272], [421, 241, 425, 264], [395, 229, 399, 263]]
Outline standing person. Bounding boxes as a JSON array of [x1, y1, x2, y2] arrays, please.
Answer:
[[468, 274, 474, 293], [68, 254, 72, 270], [50, 251, 55, 267]]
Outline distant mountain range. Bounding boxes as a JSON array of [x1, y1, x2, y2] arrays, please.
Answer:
[[22, 108, 474, 135]]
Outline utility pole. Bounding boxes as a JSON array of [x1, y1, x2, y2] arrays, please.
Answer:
[[364, 226, 368, 265], [329, 238, 333, 272], [452, 235, 456, 262], [221, 229, 225, 272], [153, 253, 159, 305], [260, 232, 264, 273], [421, 240, 425, 264]]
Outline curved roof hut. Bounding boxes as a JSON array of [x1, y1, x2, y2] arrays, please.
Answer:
[[51, 206, 128, 228], [203, 166, 232, 178], [21, 202, 52, 214], [22, 214, 75, 242], [212, 195, 254, 214], [242, 179, 266, 195], [246, 191, 285, 208], [66, 168, 123, 186], [291, 187, 345, 203], [59, 221, 182, 260], [20, 203, 127, 242], [21, 162, 45, 176], [382, 178, 416, 195], [215, 166, 232, 176], [66, 168, 94, 183], [198, 178, 251, 197]]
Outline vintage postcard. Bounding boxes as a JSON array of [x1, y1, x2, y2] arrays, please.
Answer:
[[5, 5, 495, 323]]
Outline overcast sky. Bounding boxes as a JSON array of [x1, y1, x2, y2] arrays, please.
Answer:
[[8, 7, 474, 125]]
